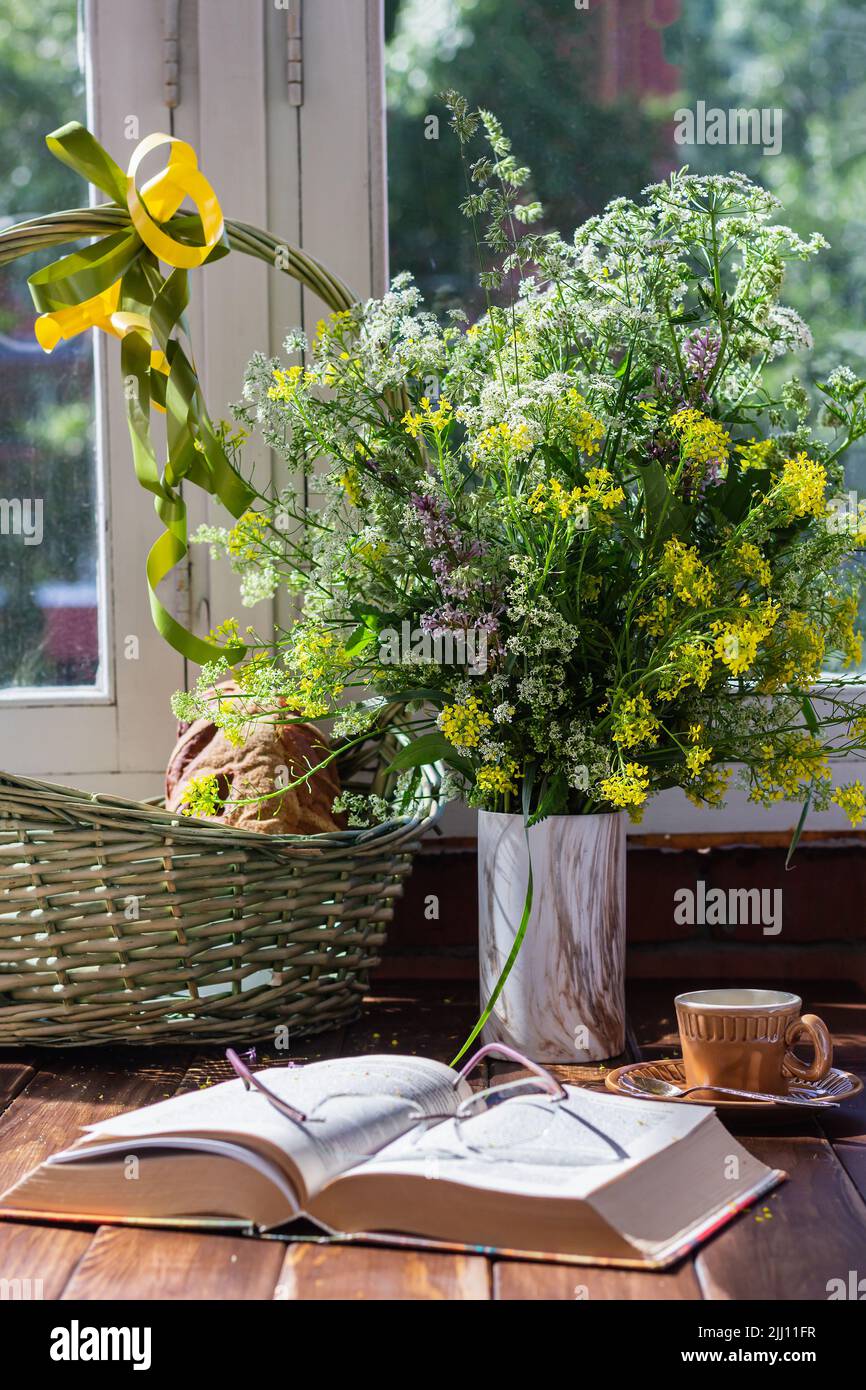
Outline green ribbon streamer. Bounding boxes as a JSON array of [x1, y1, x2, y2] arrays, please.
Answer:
[[450, 767, 539, 1067], [449, 839, 534, 1068], [25, 122, 254, 666]]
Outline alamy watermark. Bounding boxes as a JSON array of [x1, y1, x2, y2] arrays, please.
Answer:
[[826, 1271, 866, 1299], [674, 101, 782, 157], [674, 879, 782, 936], [378, 620, 488, 675], [827, 490, 865, 534], [0, 1276, 43, 1300], [50, 1321, 152, 1370], [0, 497, 43, 545]]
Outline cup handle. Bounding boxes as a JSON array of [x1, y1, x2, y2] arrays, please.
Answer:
[[784, 1014, 833, 1083]]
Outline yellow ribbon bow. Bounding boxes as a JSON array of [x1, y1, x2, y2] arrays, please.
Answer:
[[26, 123, 252, 666]]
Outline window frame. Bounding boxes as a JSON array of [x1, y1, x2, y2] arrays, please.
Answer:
[[0, 0, 186, 792]]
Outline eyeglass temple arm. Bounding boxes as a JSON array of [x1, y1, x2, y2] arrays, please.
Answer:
[[225, 1048, 308, 1122], [454, 1043, 567, 1099]]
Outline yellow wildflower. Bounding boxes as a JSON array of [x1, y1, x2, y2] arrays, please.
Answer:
[[748, 736, 831, 807], [526, 482, 549, 514], [267, 365, 304, 402], [402, 397, 453, 438], [180, 773, 222, 819], [776, 452, 828, 520], [612, 693, 661, 749], [832, 782, 866, 827], [599, 762, 651, 812], [827, 594, 863, 669], [337, 464, 362, 506], [660, 538, 716, 606], [712, 602, 779, 676], [209, 616, 241, 646], [736, 438, 775, 472], [549, 389, 605, 456], [439, 696, 492, 750], [476, 759, 520, 797], [472, 419, 534, 462], [734, 541, 772, 589], [685, 766, 731, 808], [685, 745, 713, 777], [669, 408, 731, 472], [549, 478, 589, 521], [657, 641, 713, 700], [760, 611, 825, 690], [583, 466, 625, 511]]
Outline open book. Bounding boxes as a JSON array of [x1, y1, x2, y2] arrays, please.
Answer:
[[0, 1054, 783, 1267]]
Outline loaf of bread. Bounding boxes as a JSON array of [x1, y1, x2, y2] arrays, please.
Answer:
[[166, 680, 343, 835]]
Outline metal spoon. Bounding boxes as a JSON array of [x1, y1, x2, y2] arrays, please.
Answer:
[[622, 1074, 838, 1107]]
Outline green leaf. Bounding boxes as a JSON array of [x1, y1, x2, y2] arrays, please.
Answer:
[[786, 696, 821, 869], [385, 731, 470, 776], [344, 624, 374, 658], [527, 769, 568, 827], [377, 686, 445, 705], [450, 763, 538, 1067], [638, 459, 692, 545], [785, 783, 813, 870]]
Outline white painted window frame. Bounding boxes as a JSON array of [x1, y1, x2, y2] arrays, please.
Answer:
[[0, 0, 190, 796]]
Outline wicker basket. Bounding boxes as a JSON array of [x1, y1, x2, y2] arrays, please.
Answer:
[[0, 746, 439, 1046]]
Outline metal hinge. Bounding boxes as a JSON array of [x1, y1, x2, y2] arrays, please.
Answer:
[[163, 0, 181, 110], [287, 0, 303, 107]]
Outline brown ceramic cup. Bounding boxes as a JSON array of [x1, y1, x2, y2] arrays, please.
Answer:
[[674, 988, 833, 1097]]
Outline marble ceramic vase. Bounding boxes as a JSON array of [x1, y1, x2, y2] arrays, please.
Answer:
[[478, 811, 626, 1063]]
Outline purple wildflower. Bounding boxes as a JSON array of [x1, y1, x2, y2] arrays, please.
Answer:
[[410, 491, 452, 550], [684, 328, 721, 384]]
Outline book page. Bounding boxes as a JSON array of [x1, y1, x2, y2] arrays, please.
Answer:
[[339, 1085, 712, 1200], [79, 1055, 464, 1200]]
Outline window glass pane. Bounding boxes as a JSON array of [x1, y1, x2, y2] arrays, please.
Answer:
[[385, 0, 866, 669], [0, 0, 101, 689]]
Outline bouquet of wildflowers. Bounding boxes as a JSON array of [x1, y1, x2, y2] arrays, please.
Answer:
[[176, 96, 866, 837]]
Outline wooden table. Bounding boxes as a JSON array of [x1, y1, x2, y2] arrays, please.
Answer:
[[1, 978, 864, 1301]]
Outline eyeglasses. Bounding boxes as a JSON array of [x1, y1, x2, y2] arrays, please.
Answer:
[[226, 1042, 565, 1123], [227, 1044, 629, 1168], [225, 1048, 402, 1127], [388, 1046, 628, 1168], [226, 1042, 570, 1152], [397, 1042, 583, 1165]]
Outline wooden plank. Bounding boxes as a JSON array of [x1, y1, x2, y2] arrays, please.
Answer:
[[816, 1069, 866, 1144], [493, 1258, 702, 1301], [276, 1242, 491, 1300], [806, 989, 866, 1066], [489, 1060, 629, 1089], [0, 1049, 187, 1193], [61, 1226, 284, 1301], [349, 981, 480, 1067], [630, 830, 866, 849], [0, 1057, 37, 1114], [695, 1134, 866, 1300], [173, 1026, 348, 1096], [0, 1221, 91, 1300], [834, 1143, 866, 1204]]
